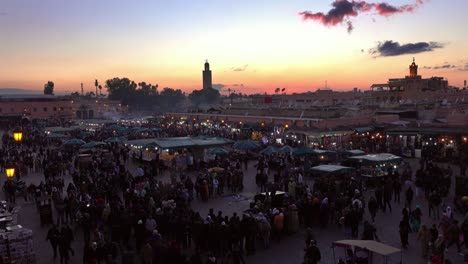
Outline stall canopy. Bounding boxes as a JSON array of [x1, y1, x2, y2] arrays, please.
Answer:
[[278, 145, 295, 154], [259, 146, 278, 155], [104, 136, 127, 143], [63, 139, 86, 146], [232, 140, 261, 150], [348, 153, 402, 165], [47, 133, 71, 139], [293, 147, 316, 155], [310, 165, 354, 175], [208, 147, 230, 155], [44, 126, 81, 134], [333, 240, 400, 256], [81, 141, 107, 149], [293, 148, 336, 156], [354, 127, 374, 133], [127, 137, 233, 150], [345, 150, 366, 156]]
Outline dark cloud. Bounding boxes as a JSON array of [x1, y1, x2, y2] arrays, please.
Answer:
[[370, 40, 444, 57], [299, 0, 426, 33], [423, 66, 432, 69], [231, 65, 248, 72]]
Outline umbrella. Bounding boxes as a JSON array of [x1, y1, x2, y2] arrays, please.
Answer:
[[259, 146, 278, 155], [81, 141, 107, 149], [63, 138, 86, 146], [208, 167, 225, 172], [279, 145, 295, 153], [293, 147, 315, 155], [232, 140, 261, 150], [47, 133, 70, 139], [104, 136, 127, 143], [208, 147, 229, 155]]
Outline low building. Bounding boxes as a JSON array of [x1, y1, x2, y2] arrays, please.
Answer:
[[0, 94, 73, 123]]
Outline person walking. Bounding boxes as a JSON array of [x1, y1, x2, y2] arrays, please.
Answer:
[[46, 225, 60, 260], [304, 240, 321, 264], [405, 186, 414, 209], [399, 217, 410, 248], [58, 231, 73, 264], [417, 225, 430, 259], [368, 196, 378, 223], [446, 220, 462, 255]]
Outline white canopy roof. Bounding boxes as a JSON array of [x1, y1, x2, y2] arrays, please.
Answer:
[[333, 240, 400, 256]]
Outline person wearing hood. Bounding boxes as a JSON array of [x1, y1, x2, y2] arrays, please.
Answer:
[[83, 242, 99, 264], [145, 215, 157, 235]]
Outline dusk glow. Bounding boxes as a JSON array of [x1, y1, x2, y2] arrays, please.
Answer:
[[1, 0, 467, 94]]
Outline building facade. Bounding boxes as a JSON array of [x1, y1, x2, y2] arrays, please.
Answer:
[[0, 95, 73, 122], [365, 59, 450, 105]]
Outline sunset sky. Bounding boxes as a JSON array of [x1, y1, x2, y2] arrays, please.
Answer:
[[0, 0, 467, 94]]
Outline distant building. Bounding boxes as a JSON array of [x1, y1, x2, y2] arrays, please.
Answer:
[[365, 58, 450, 105], [0, 94, 73, 122], [203, 60, 212, 89]]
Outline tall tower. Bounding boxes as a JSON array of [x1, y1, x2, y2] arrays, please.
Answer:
[[203, 60, 212, 89], [409, 57, 418, 78]]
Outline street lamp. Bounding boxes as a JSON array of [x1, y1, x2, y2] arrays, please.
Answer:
[[13, 128, 23, 143], [5, 166, 15, 178]]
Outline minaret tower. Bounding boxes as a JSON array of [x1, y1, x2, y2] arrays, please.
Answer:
[[203, 60, 212, 89], [409, 57, 418, 78]]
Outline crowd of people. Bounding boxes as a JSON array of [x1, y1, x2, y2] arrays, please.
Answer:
[[0, 121, 467, 264]]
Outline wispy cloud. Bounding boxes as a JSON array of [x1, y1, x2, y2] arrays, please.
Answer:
[[299, 0, 426, 33], [369, 40, 444, 57], [212, 83, 244, 91], [459, 63, 468, 72], [433, 64, 456, 70], [231, 65, 249, 72]]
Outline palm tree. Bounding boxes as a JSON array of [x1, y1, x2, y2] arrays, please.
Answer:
[[275, 88, 280, 95], [98, 85, 102, 96]]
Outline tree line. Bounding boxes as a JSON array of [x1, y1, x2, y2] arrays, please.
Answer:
[[46, 78, 222, 111]]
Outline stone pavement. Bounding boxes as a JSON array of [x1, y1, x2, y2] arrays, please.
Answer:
[[1, 158, 465, 263]]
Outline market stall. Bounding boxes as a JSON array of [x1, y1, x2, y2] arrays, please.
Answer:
[[346, 153, 402, 178], [332, 240, 401, 264], [309, 165, 355, 177]]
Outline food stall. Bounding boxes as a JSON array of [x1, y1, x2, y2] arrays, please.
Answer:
[[346, 153, 402, 178]]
